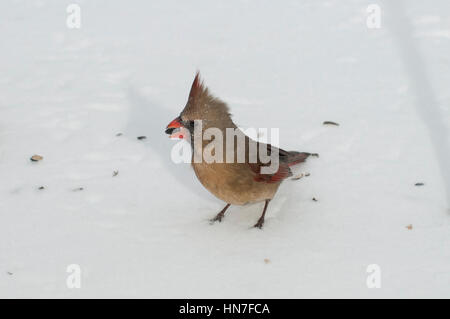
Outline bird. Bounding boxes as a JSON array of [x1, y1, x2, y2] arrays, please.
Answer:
[[165, 72, 312, 228]]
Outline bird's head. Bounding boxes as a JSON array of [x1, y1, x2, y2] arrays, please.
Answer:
[[165, 72, 234, 140]]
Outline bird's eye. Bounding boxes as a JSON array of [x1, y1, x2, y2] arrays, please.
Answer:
[[184, 120, 195, 129]]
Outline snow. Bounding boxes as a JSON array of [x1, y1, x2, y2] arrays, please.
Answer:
[[0, 0, 449, 298]]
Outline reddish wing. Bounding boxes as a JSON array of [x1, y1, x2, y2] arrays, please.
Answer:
[[249, 143, 310, 183]]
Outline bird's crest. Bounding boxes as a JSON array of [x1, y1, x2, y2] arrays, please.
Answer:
[[188, 71, 205, 101], [182, 72, 232, 128]]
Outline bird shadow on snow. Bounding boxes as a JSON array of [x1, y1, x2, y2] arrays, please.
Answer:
[[124, 87, 215, 202]]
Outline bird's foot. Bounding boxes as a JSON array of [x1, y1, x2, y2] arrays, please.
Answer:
[[253, 218, 265, 229], [210, 204, 231, 224], [210, 212, 224, 224]]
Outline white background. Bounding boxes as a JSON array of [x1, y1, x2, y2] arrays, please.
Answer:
[[0, 0, 449, 298]]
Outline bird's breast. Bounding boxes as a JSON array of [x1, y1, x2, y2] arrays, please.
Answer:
[[191, 162, 280, 205]]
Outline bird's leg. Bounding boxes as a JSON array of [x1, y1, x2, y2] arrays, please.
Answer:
[[254, 199, 270, 229], [210, 203, 231, 223]]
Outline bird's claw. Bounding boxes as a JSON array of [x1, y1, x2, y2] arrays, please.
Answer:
[[253, 219, 264, 229], [209, 214, 224, 224]]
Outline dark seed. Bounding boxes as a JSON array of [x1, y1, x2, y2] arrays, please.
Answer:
[[113, 170, 119, 177], [116, 133, 123, 137], [38, 186, 45, 190], [415, 183, 425, 186], [312, 197, 318, 202], [323, 121, 339, 126], [73, 187, 84, 191], [137, 136, 147, 140]]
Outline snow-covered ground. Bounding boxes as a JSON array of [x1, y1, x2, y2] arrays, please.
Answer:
[[0, 0, 449, 298]]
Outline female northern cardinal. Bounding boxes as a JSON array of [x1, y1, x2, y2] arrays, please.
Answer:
[[165, 73, 312, 228]]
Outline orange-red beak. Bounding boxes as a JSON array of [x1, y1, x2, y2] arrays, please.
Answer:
[[165, 116, 186, 139], [166, 116, 183, 134]]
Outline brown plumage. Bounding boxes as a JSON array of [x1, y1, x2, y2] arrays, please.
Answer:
[[166, 72, 311, 228]]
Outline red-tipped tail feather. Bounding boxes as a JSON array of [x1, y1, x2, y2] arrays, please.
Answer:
[[286, 151, 311, 167]]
